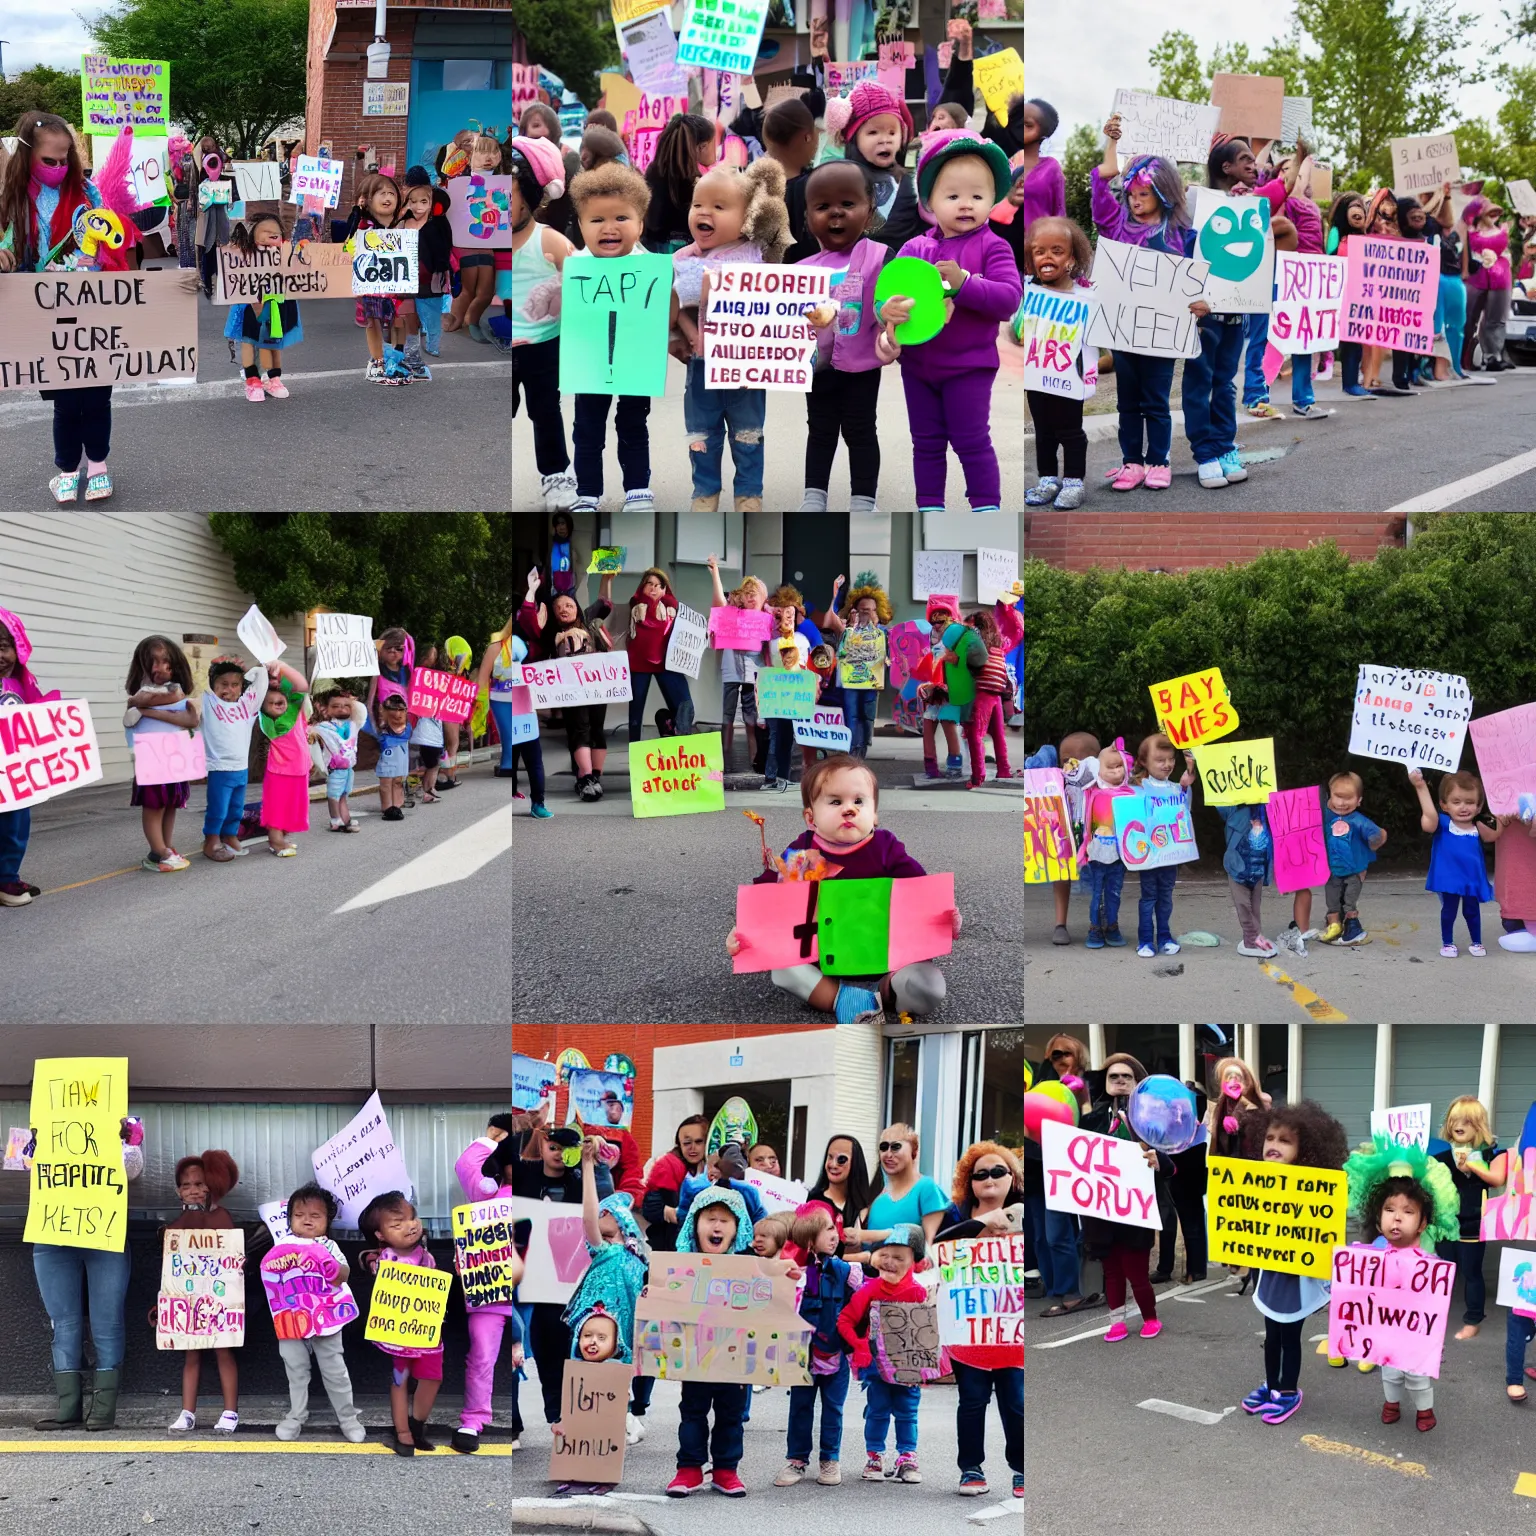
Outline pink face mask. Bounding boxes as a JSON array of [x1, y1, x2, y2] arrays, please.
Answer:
[[32, 161, 68, 188]]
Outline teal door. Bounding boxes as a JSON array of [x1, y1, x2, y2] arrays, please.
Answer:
[[407, 58, 511, 173]]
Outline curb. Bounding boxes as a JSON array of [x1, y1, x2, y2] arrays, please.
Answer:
[[513, 1507, 653, 1534]]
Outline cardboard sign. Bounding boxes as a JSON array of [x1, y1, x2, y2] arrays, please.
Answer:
[[1497, 1246, 1536, 1314], [1328, 1243, 1453, 1377], [620, 9, 682, 94], [1206, 1153, 1348, 1279], [1209, 72, 1285, 140], [794, 708, 853, 752], [550, 1359, 631, 1483], [870, 1300, 945, 1384], [81, 55, 170, 134], [740, 1167, 808, 1212], [976, 547, 1018, 606], [351, 229, 418, 295], [676, 0, 772, 74], [1469, 702, 1536, 814], [1268, 786, 1329, 894], [364, 1260, 453, 1348], [1085, 238, 1209, 360], [1023, 767, 1077, 884], [664, 603, 708, 678], [888, 621, 930, 687], [133, 729, 206, 786], [588, 546, 626, 574], [934, 1234, 1025, 1363], [703, 264, 829, 390], [1342, 237, 1436, 354], [1150, 666, 1239, 747], [23, 1057, 129, 1251], [513, 1053, 559, 1113], [518, 654, 633, 707], [558, 251, 673, 396], [157, 1228, 246, 1350], [452, 1198, 519, 1308], [1040, 1120, 1160, 1230], [0, 271, 196, 393], [709, 605, 774, 648], [1279, 95, 1314, 145], [408, 667, 477, 723], [261, 1243, 359, 1338], [973, 47, 1024, 115], [236, 604, 285, 665], [1017, 282, 1097, 400], [1270, 251, 1346, 353], [629, 732, 726, 817], [633, 1252, 812, 1385], [311, 1091, 413, 1229], [216, 241, 353, 304], [1349, 664, 1472, 772], [1390, 134, 1459, 196], [1110, 89, 1222, 165], [912, 549, 964, 600], [756, 670, 819, 720], [1190, 187, 1275, 313], [446, 174, 512, 248], [1370, 1103, 1432, 1151], [0, 700, 103, 810], [1485, 1147, 1536, 1240], [290, 155, 343, 207], [1112, 787, 1198, 871], [507, 1195, 591, 1304], [1509, 179, 1536, 218], [311, 612, 377, 678], [1193, 737, 1276, 807]]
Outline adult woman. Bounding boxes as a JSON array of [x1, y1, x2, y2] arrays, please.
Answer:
[[805, 1132, 873, 1254], [1019, 98, 1065, 234], [191, 136, 234, 298], [845, 1123, 948, 1263], [1026, 1032, 1097, 1316], [624, 567, 694, 741], [1464, 197, 1515, 372], [31, 1116, 143, 1430], [641, 1114, 709, 1254], [476, 615, 517, 778], [1423, 186, 1468, 382], [937, 1140, 1022, 1241]]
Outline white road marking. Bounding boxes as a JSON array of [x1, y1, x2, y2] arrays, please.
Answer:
[[967, 1501, 1020, 1523], [1035, 1277, 1231, 1347], [333, 808, 510, 912], [1387, 444, 1536, 510], [1138, 1398, 1236, 1426]]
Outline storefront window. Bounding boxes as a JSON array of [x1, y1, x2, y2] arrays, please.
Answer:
[[443, 60, 496, 91], [977, 1028, 1023, 1146], [888, 1038, 920, 1131]]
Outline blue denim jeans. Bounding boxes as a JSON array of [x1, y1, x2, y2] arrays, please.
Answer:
[[787, 1354, 850, 1461], [1444, 1239, 1487, 1324], [1084, 860, 1125, 931], [1110, 350, 1175, 466], [628, 670, 695, 743], [842, 689, 878, 757], [202, 769, 248, 837], [1289, 351, 1314, 410], [677, 1380, 747, 1469], [764, 717, 796, 782], [684, 359, 766, 499], [1183, 314, 1245, 464], [1508, 1310, 1535, 1386], [33, 1242, 133, 1371], [490, 697, 514, 770], [1242, 311, 1270, 406], [862, 1375, 920, 1455], [952, 1360, 1023, 1474], [1137, 864, 1178, 949], [1025, 744, 1058, 770], [1025, 1195, 1082, 1298], [0, 806, 31, 881]]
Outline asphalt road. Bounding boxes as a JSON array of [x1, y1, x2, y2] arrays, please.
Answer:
[[1024, 871, 1536, 1024]]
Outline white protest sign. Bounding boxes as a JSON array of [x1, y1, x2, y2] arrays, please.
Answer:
[[1349, 665, 1472, 773], [703, 263, 829, 390], [0, 700, 104, 810], [313, 612, 378, 677], [507, 1194, 590, 1304], [1270, 251, 1345, 354], [1279, 95, 1314, 145], [311, 1091, 414, 1229], [129, 140, 169, 209], [976, 547, 1018, 605], [236, 604, 286, 664], [1040, 1119, 1161, 1230], [1370, 1103, 1432, 1151], [351, 229, 418, 296], [1509, 179, 1536, 218], [233, 160, 281, 201], [1017, 282, 1097, 400], [290, 155, 343, 207], [1390, 134, 1459, 196], [518, 654, 633, 708], [1190, 186, 1275, 313], [1085, 238, 1209, 359], [258, 1199, 294, 1243], [1497, 1246, 1536, 1316], [794, 708, 852, 752], [1110, 89, 1221, 165], [741, 1167, 808, 1212], [913, 549, 963, 600], [620, 9, 682, 92], [664, 603, 708, 679]]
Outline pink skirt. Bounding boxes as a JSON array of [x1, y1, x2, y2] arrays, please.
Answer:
[[260, 771, 311, 833]]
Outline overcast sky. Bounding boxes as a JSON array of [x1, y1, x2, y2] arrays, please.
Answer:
[[4, 13, 106, 73], [1026, 0, 1515, 159]]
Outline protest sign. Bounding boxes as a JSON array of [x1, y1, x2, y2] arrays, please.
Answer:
[[133, 729, 206, 787], [629, 732, 726, 817], [794, 708, 853, 752], [1017, 283, 1097, 399], [4, 1127, 33, 1171], [1112, 787, 1198, 871], [1023, 767, 1077, 883], [878, 38, 915, 92], [408, 667, 477, 724], [1370, 1103, 1432, 1151], [1390, 133, 1459, 196], [974, 48, 1024, 115], [559, 251, 673, 396], [1041, 1120, 1160, 1230], [311, 1092, 413, 1229], [1191, 187, 1275, 313], [703, 264, 828, 390], [588, 546, 626, 574], [1268, 786, 1329, 894], [513, 1053, 559, 1113], [513, 62, 541, 115], [1192, 737, 1276, 807], [261, 1243, 359, 1338], [1206, 1153, 1348, 1279], [1497, 1246, 1536, 1314], [912, 549, 964, 599], [1470, 702, 1536, 814], [157, 1228, 245, 1350], [550, 1359, 631, 1483], [1484, 1147, 1536, 1240], [447, 175, 512, 249], [23, 1057, 129, 1251], [567, 1066, 636, 1129], [258, 1199, 294, 1243], [740, 1167, 808, 1212], [756, 670, 819, 720], [870, 1300, 946, 1384], [216, 240, 353, 303], [1280, 94, 1314, 144], [362, 81, 410, 116], [0, 270, 197, 392], [313, 612, 377, 677], [1509, 179, 1536, 217], [236, 604, 285, 664], [676, 0, 771, 74], [351, 229, 418, 295], [290, 156, 343, 207], [1085, 238, 1209, 359], [1109, 89, 1222, 164], [130, 140, 170, 208], [709, 605, 774, 648], [1349, 664, 1471, 772], [364, 1260, 452, 1348], [232, 161, 281, 202], [1150, 666, 1239, 747], [837, 624, 885, 689], [824, 60, 878, 96], [0, 700, 103, 810], [1342, 237, 1435, 354], [976, 547, 1018, 605], [198, 180, 233, 210], [934, 1234, 1025, 1367], [664, 603, 708, 678], [888, 621, 930, 687], [452, 1199, 519, 1309], [81, 56, 170, 134], [1209, 73, 1284, 140], [1328, 1243, 1453, 1377], [634, 1252, 812, 1385], [1270, 251, 1345, 353], [620, 9, 682, 93], [519, 654, 633, 708], [508, 1195, 591, 1304]]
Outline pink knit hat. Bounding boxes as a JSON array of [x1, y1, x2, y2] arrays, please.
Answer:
[[509, 134, 566, 203], [843, 81, 913, 146]]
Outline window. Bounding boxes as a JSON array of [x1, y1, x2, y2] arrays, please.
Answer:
[[443, 59, 495, 91], [978, 1028, 1023, 1147], [887, 1038, 920, 1131]]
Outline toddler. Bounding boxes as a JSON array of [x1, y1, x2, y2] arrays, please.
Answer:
[[963, 604, 1020, 785], [917, 596, 965, 779], [343, 172, 410, 386], [124, 634, 201, 873], [1321, 771, 1386, 945], [199, 655, 267, 861], [1079, 742, 1130, 947], [1131, 733, 1194, 957], [377, 696, 414, 820], [360, 1192, 441, 1455], [258, 659, 312, 855], [223, 213, 302, 401], [1432, 1096, 1504, 1342], [1411, 767, 1504, 956], [706, 553, 769, 769], [308, 687, 366, 831], [0, 606, 57, 903], [1217, 799, 1276, 956]]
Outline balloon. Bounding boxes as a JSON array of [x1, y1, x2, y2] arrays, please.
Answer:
[[1127, 1075, 1200, 1154], [1024, 1083, 1078, 1142], [874, 256, 949, 345]]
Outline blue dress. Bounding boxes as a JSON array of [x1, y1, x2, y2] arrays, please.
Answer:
[[1425, 812, 1494, 900], [223, 299, 304, 350]]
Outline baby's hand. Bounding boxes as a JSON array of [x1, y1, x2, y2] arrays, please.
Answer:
[[935, 260, 964, 291], [1408, 767, 1426, 786], [874, 322, 901, 363], [726, 927, 746, 957], [880, 295, 915, 327]]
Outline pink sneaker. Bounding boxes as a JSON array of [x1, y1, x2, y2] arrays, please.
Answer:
[[243, 377, 265, 403], [263, 376, 290, 398], [1110, 464, 1147, 491], [1104, 1321, 1129, 1343], [1143, 465, 1172, 490], [1140, 1319, 1163, 1339]]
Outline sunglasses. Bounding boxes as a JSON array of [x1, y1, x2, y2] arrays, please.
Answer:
[[1049, 1049, 1073, 1060], [37, 155, 69, 168], [827, 1153, 850, 1166], [878, 1141, 907, 1154], [972, 1166, 1011, 1181]]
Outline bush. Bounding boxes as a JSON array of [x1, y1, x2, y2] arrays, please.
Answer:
[[1023, 514, 1536, 858]]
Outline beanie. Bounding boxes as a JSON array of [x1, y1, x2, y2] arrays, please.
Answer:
[[843, 81, 913, 146], [914, 129, 1013, 222], [510, 135, 566, 209]]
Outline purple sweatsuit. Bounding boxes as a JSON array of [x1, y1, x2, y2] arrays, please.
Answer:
[[455, 1136, 515, 1435]]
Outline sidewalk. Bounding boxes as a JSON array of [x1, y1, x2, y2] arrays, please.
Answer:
[[0, 1391, 515, 1433]]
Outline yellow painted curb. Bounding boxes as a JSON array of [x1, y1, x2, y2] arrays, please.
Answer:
[[1257, 962, 1349, 1021], [1299, 1434, 1428, 1478], [0, 1438, 517, 1455]]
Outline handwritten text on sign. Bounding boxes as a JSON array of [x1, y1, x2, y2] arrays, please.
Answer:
[[1328, 1243, 1454, 1377], [1193, 737, 1275, 807], [216, 242, 354, 304], [1149, 665, 1239, 747], [518, 654, 633, 708], [1109, 88, 1221, 165], [1268, 786, 1329, 894], [0, 700, 103, 809], [1342, 238, 1435, 355], [351, 229, 418, 296], [23, 1057, 130, 1251], [1389, 133, 1459, 196], [664, 603, 708, 679], [756, 669, 819, 720], [1469, 702, 1536, 814], [675, 0, 772, 75], [364, 1261, 453, 1348], [408, 667, 478, 723], [1270, 251, 1346, 354], [559, 252, 673, 397], [628, 731, 726, 818], [1023, 767, 1076, 883], [550, 1358, 631, 1483], [133, 730, 206, 786], [1017, 283, 1097, 400], [704, 264, 828, 390], [157, 1227, 246, 1350], [934, 1233, 1025, 1351], [262, 1243, 359, 1337], [313, 613, 377, 677], [1113, 787, 1197, 871], [81, 55, 169, 134], [311, 1091, 413, 1229], [290, 156, 343, 207], [1206, 1153, 1348, 1279], [1085, 238, 1209, 360], [1349, 665, 1471, 772], [1370, 1103, 1432, 1151], [794, 708, 852, 752], [1040, 1120, 1160, 1229]]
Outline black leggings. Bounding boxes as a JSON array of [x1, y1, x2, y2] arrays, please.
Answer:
[[804, 365, 881, 496], [1440, 891, 1483, 946], [1027, 389, 1087, 478], [512, 335, 570, 478], [1264, 1315, 1304, 1392], [1339, 340, 1363, 391], [48, 386, 114, 470], [1391, 349, 1418, 389], [513, 738, 545, 805]]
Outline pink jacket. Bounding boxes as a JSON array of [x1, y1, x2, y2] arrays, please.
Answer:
[[455, 1136, 514, 1316]]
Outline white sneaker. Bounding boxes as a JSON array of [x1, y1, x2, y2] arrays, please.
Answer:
[[1197, 460, 1229, 488], [341, 1421, 366, 1443], [275, 1418, 302, 1441], [213, 1410, 240, 1434], [626, 1412, 645, 1445], [168, 1409, 196, 1433], [624, 488, 656, 510], [1237, 937, 1277, 957], [541, 471, 578, 511]]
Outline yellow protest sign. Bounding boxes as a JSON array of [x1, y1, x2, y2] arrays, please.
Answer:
[[1206, 1153, 1347, 1279], [1148, 666, 1239, 748], [973, 48, 1024, 115], [23, 1057, 129, 1251], [363, 1260, 453, 1348], [599, 72, 643, 126], [1193, 737, 1277, 807], [612, 0, 670, 23]]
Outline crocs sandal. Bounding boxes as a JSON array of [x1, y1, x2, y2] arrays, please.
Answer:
[[49, 472, 81, 504], [267, 844, 297, 857], [84, 472, 113, 502]]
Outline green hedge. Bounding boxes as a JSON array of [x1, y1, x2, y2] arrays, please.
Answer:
[[1023, 514, 1536, 858]]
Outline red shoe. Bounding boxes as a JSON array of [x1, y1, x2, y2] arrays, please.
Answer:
[[1416, 1409, 1436, 1432], [667, 1466, 705, 1497], [711, 1468, 747, 1497]]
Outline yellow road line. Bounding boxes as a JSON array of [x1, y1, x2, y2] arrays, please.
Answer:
[[1515, 1472, 1536, 1498], [1258, 962, 1349, 1021], [0, 1438, 515, 1455], [1299, 1434, 1428, 1478], [42, 866, 142, 895]]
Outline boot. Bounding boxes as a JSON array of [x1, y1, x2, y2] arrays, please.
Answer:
[[409, 1414, 437, 1451], [34, 1369, 83, 1430], [85, 1368, 120, 1430]]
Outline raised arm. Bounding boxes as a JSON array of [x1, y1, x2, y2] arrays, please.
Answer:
[[706, 553, 728, 609], [1408, 768, 1439, 833], [1100, 113, 1121, 179]]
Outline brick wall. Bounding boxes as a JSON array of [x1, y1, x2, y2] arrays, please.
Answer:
[[1023, 514, 1408, 571]]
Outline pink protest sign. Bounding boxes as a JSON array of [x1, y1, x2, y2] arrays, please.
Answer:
[[1484, 1146, 1536, 1240], [709, 605, 774, 648], [1470, 702, 1536, 814], [1267, 786, 1328, 894], [733, 882, 823, 973], [133, 730, 206, 786], [888, 871, 956, 970], [888, 621, 930, 687], [408, 666, 477, 723], [260, 1243, 360, 1340], [1039, 1120, 1161, 1229], [628, 126, 661, 173], [1341, 237, 1435, 354], [1327, 1243, 1454, 1377]]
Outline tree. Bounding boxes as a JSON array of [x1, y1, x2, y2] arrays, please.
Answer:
[[512, 0, 619, 109], [91, 0, 307, 158], [1149, 31, 1205, 103], [0, 66, 81, 129], [1061, 122, 1099, 246]]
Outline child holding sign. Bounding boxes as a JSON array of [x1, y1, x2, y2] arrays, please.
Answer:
[[0, 607, 58, 904], [124, 635, 201, 874], [200, 655, 268, 860], [446, 135, 507, 342], [1022, 216, 1096, 508], [538, 579, 617, 802], [1410, 767, 1502, 957], [223, 214, 304, 402], [1432, 1097, 1503, 1341], [1131, 734, 1194, 957], [706, 554, 770, 770], [344, 173, 410, 386], [258, 658, 313, 855]]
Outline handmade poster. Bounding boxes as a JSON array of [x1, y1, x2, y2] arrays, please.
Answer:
[[364, 1260, 453, 1348], [550, 1359, 631, 1483], [1190, 187, 1275, 313], [290, 155, 343, 207], [81, 56, 170, 134], [934, 1234, 1025, 1368], [1370, 1103, 1432, 1151], [0, 271, 197, 392], [5, 1127, 33, 1171], [133, 729, 206, 787], [313, 612, 378, 677], [837, 625, 885, 690], [1112, 787, 1198, 871], [1484, 1146, 1536, 1240], [975, 547, 1018, 606], [1328, 1243, 1454, 1377], [512, 1053, 560, 1113], [664, 603, 708, 678], [1192, 737, 1276, 807], [740, 1167, 808, 1212], [23, 1057, 129, 1251], [566, 1066, 636, 1130], [513, 62, 541, 115], [870, 1300, 946, 1384], [703, 264, 829, 390], [197, 180, 233, 209], [1509, 179, 1536, 217], [1149, 665, 1239, 747], [1023, 767, 1076, 884], [1084, 238, 1209, 360], [1267, 786, 1329, 894], [1279, 94, 1314, 145], [825, 60, 881, 97], [628, 732, 725, 818], [1208, 72, 1285, 140], [675, 0, 771, 74], [508, 1195, 591, 1304], [129, 140, 170, 209], [1040, 1120, 1160, 1230], [619, 9, 681, 93], [1017, 283, 1097, 399], [447, 175, 513, 248], [350, 229, 418, 295], [1206, 1153, 1348, 1279], [1349, 664, 1471, 772], [1341, 237, 1435, 354], [588, 546, 626, 573], [452, 1199, 519, 1308], [887, 620, 930, 687], [559, 251, 672, 396], [236, 603, 285, 664], [408, 667, 477, 724], [0, 700, 103, 810], [518, 654, 633, 708], [258, 1199, 294, 1243], [633, 1252, 813, 1385], [756, 670, 819, 720], [709, 605, 775, 648], [973, 48, 1024, 115], [216, 240, 352, 303], [1109, 89, 1222, 165], [157, 1228, 246, 1350], [261, 1243, 359, 1338], [912, 549, 964, 599], [1270, 251, 1346, 353], [310, 1091, 413, 1229], [794, 707, 853, 752], [1469, 702, 1536, 814], [1497, 1246, 1536, 1314], [1389, 133, 1459, 196]]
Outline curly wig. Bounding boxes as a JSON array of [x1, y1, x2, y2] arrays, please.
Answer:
[[840, 582, 893, 623], [950, 1141, 1022, 1207], [1258, 1100, 1349, 1171], [1344, 1138, 1460, 1252], [175, 1149, 239, 1202]]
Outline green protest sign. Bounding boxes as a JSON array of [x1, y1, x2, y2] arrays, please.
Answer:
[[559, 252, 672, 396], [818, 879, 892, 975], [756, 671, 819, 720], [875, 257, 948, 345], [81, 56, 171, 135], [629, 732, 726, 817], [588, 547, 626, 574]]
